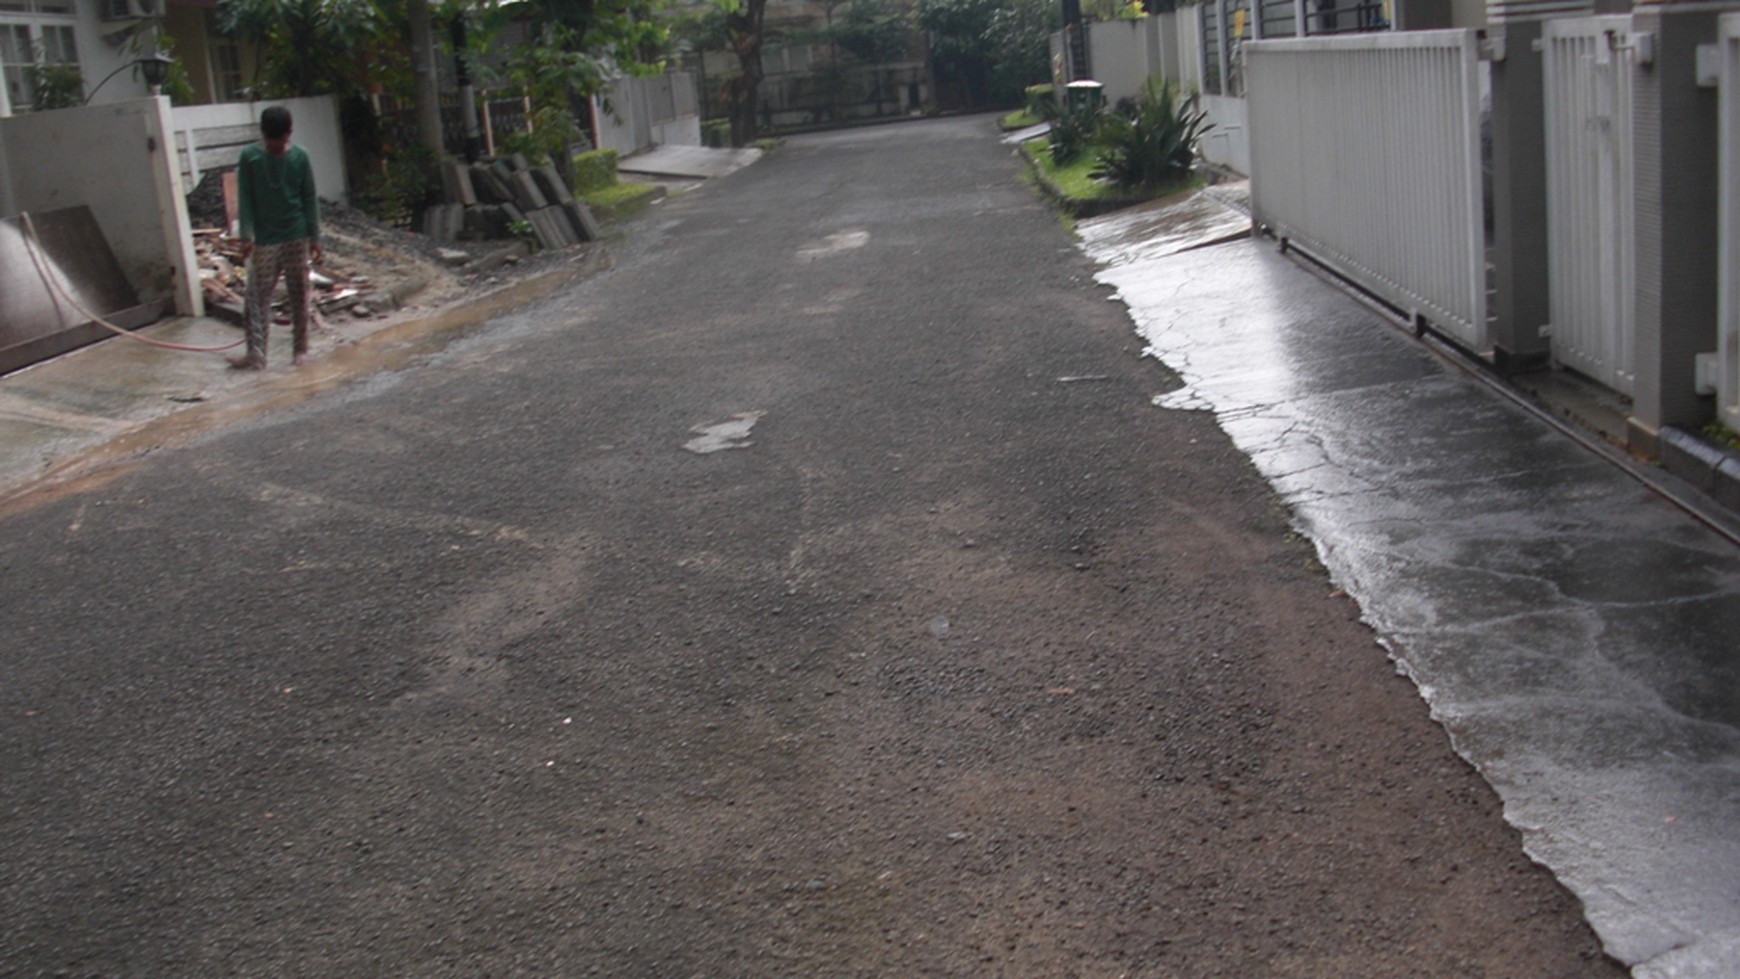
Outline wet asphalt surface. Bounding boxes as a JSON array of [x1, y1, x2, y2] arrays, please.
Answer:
[[0, 117, 1623, 975]]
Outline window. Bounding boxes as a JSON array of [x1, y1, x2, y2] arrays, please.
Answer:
[[1, 0, 78, 113], [1200, 2, 1221, 95], [207, 12, 243, 101]]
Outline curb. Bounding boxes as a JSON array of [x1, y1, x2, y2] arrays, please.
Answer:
[[1660, 426, 1740, 513]]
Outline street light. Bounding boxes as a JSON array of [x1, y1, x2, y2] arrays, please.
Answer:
[[82, 52, 177, 105], [137, 52, 173, 96]]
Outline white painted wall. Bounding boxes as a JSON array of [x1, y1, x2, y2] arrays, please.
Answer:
[[1087, 19, 1159, 105], [1200, 93, 1249, 175], [1177, 7, 1204, 91], [0, 96, 200, 315], [595, 71, 702, 157], [170, 96, 347, 203]]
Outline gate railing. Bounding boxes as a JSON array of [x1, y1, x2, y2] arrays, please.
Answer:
[[1246, 30, 1487, 351], [1543, 16, 1636, 396], [1720, 13, 1740, 430]]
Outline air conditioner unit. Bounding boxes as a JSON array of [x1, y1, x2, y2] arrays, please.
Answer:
[[99, 0, 162, 22]]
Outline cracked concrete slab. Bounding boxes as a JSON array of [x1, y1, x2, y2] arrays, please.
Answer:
[[1088, 222, 1740, 977]]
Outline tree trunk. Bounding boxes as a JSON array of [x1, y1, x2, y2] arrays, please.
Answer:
[[724, 0, 768, 146], [409, 0, 445, 158]]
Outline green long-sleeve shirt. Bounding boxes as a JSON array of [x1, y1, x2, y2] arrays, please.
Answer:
[[236, 143, 319, 245]]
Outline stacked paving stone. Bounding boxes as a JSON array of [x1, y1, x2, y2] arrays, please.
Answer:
[[423, 153, 602, 251]]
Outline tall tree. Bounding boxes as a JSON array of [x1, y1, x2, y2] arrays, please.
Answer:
[[714, 0, 768, 146], [916, 0, 1055, 108]]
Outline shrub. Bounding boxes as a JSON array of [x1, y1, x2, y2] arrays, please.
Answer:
[[1047, 101, 1101, 166], [25, 63, 83, 110], [1090, 78, 1210, 191], [570, 148, 620, 194], [701, 119, 732, 148], [1024, 83, 1057, 121], [352, 144, 440, 227]]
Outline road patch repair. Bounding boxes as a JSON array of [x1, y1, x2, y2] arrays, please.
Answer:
[[1081, 189, 1740, 977]]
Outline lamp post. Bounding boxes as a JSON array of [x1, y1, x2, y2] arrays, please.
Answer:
[[82, 52, 177, 104]]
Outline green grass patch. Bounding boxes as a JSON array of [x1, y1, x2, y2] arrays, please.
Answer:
[[1703, 420, 1740, 452], [748, 137, 782, 152], [1000, 108, 1041, 130], [1019, 138, 1206, 217], [581, 181, 658, 208], [1025, 139, 1117, 200]]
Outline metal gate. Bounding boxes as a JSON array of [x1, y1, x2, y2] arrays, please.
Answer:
[[1542, 16, 1636, 396], [1246, 30, 1488, 350], [1719, 14, 1740, 430]]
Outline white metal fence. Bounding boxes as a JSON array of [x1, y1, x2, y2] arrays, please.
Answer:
[[1246, 30, 1487, 350], [1720, 14, 1740, 430], [594, 71, 701, 157], [1543, 16, 1636, 396]]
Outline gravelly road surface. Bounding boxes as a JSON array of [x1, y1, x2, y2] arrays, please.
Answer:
[[0, 116, 1622, 976]]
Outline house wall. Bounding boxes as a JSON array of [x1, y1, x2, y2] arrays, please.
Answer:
[[72, 14, 155, 109], [0, 96, 199, 315]]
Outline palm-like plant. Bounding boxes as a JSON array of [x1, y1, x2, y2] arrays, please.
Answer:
[[1090, 78, 1210, 191]]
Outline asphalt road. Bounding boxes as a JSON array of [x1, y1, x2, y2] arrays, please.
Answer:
[[0, 116, 1620, 976]]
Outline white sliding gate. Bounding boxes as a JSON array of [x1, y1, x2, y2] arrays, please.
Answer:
[[1543, 17, 1637, 396], [1246, 30, 1487, 350], [1719, 14, 1740, 430]]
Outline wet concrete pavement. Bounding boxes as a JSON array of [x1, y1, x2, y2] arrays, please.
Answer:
[[1081, 202, 1740, 977]]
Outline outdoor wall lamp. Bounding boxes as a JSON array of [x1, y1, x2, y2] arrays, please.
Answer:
[[82, 52, 176, 105]]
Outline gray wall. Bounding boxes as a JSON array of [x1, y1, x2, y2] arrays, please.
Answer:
[[0, 97, 200, 315]]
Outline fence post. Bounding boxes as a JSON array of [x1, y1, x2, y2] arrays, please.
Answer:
[[1626, 4, 1725, 454], [1488, 19, 1553, 375]]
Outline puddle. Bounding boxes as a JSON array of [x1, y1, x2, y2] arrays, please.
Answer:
[[684, 412, 764, 454], [796, 230, 870, 262]]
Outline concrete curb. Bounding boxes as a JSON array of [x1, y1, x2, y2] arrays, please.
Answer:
[[1660, 425, 1740, 513]]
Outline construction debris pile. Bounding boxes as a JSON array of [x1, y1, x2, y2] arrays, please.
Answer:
[[192, 226, 386, 323], [423, 153, 602, 252]]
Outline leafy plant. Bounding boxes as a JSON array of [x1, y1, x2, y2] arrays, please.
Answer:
[[351, 141, 440, 226], [25, 63, 83, 110], [830, 0, 909, 65], [1024, 83, 1056, 121], [216, 0, 383, 98], [570, 147, 620, 194], [1090, 78, 1210, 190], [1047, 101, 1101, 166]]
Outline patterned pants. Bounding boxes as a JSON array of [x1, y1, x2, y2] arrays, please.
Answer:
[[243, 239, 311, 366]]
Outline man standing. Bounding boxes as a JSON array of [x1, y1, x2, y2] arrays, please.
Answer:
[[228, 106, 322, 370]]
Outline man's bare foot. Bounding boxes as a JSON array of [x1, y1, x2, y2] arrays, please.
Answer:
[[292, 352, 307, 367], [226, 355, 264, 370]]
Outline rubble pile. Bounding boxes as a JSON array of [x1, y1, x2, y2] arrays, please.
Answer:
[[192, 226, 385, 323], [423, 153, 602, 252]]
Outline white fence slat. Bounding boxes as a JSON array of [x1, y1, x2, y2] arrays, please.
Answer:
[[1720, 14, 1740, 430], [1247, 30, 1487, 350], [1543, 16, 1636, 396]]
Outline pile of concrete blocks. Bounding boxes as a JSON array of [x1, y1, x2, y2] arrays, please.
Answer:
[[422, 153, 603, 250]]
